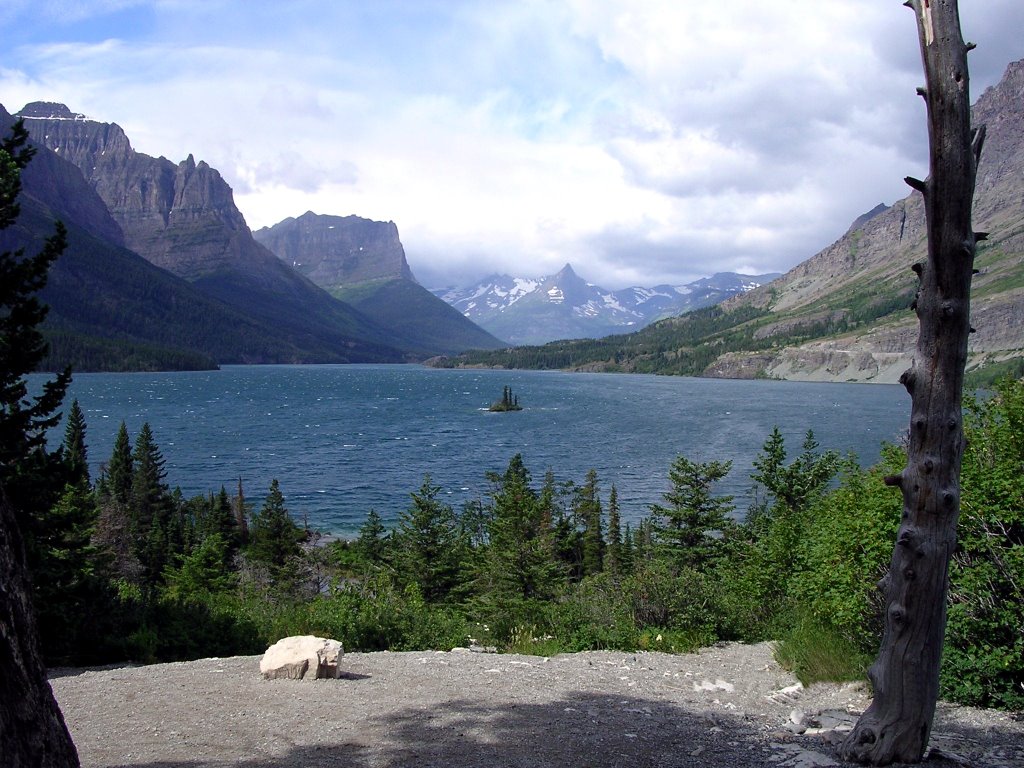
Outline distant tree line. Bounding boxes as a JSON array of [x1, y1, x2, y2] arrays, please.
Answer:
[[433, 284, 928, 377]]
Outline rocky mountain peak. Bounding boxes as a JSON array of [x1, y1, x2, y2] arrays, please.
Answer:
[[846, 203, 890, 235], [253, 212, 415, 289], [17, 101, 88, 120], [554, 263, 577, 278], [16, 104, 257, 278]]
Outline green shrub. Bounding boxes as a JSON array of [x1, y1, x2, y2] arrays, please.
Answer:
[[787, 450, 903, 653], [942, 380, 1024, 709]]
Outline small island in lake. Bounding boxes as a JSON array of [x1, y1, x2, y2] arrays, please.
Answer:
[[489, 385, 523, 412]]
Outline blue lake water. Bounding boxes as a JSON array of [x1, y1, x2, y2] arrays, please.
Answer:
[[40, 365, 910, 535]]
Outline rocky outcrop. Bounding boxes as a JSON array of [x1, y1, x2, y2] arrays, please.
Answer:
[[254, 211, 415, 289], [255, 211, 507, 354]]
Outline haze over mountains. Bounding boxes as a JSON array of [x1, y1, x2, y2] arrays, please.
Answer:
[[435, 58, 1024, 383], [435, 265, 778, 345]]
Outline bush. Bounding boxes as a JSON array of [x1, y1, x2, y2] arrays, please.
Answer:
[[787, 450, 903, 653], [942, 380, 1024, 709]]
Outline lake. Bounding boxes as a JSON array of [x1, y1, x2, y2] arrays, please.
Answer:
[[43, 365, 910, 535]]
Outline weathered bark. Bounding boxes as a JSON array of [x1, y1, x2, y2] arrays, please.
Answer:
[[0, 486, 80, 767], [840, 1, 982, 764]]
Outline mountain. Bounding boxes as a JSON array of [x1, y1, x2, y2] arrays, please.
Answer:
[[13, 102, 412, 365], [254, 212, 505, 354], [0, 105, 411, 370], [432, 58, 1024, 384], [254, 211, 414, 285], [436, 264, 778, 345]]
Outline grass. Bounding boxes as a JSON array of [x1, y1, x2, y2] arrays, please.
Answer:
[[773, 617, 872, 686]]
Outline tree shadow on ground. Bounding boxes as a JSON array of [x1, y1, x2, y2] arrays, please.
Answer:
[[109, 692, 1024, 768], [108, 690, 776, 768]]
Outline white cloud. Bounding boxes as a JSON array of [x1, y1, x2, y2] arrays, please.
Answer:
[[1, 0, 1022, 289]]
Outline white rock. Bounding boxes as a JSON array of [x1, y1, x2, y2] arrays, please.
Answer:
[[260, 635, 344, 680]]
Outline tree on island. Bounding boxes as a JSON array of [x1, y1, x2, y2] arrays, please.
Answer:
[[0, 119, 79, 766], [489, 385, 522, 412], [842, 1, 986, 763]]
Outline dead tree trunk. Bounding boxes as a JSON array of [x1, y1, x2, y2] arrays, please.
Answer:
[[0, 486, 80, 767], [841, 1, 982, 764]]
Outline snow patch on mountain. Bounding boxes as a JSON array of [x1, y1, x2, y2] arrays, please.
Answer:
[[433, 265, 780, 346]]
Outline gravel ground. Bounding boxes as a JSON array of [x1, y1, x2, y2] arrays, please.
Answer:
[[49, 642, 1024, 768]]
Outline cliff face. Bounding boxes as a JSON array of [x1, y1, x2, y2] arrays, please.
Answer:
[[17, 102, 257, 279], [255, 211, 506, 354], [12, 101, 416, 363], [254, 211, 415, 289]]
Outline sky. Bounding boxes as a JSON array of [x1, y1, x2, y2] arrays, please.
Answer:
[[1, 1, 1022, 290]]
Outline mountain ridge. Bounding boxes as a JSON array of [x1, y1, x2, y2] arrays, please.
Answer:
[[254, 212, 506, 354], [430, 57, 1024, 383], [436, 264, 779, 345]]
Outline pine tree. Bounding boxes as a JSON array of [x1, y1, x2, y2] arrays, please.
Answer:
[[0, 121, 72, 526], [394, 475, 463, 603], [649, 456, 734, 572], [102, 422, 133, 506], [355, 509, 388, 565], [606, 484, 622, 576], [163, 533, 236, 601], [32, 482, 100, 663], [248, 479, 302, 571], [0, 118, 79, 768], [621, 522, 635, 575], [751, 428, 841, 522], [233, 477, 250, 546], [130, 422, 175, 584], [62, 399, 89, 488], [487, 454, 564, 601], [577, 469, 604, 577], [204, 485, 240, 556]]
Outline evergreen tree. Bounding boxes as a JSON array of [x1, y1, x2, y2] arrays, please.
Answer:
[[751, 428, 841, 521], [0, 118, 79, 767], [606, 484, 623, 576], [130, 422, 175, 584], [164, 533, 236, 602], [102, 422, 133, 506], [33, 482, 101, 663], [393, 475, 463, 603], [233, 477, 250, 546], [355, 509, 388, 565], [487, 454, 564, 601], [621, 521, 635, 575], [203, 485, 240, 555], [248, 479, 302, 571], [650, 456, 734, 572], [0, 122, 72, 526], [62, 399, 89, 487], [577, 468, 604, 577]]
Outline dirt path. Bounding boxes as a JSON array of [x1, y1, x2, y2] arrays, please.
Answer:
[[49, 642, 1023, 768]]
